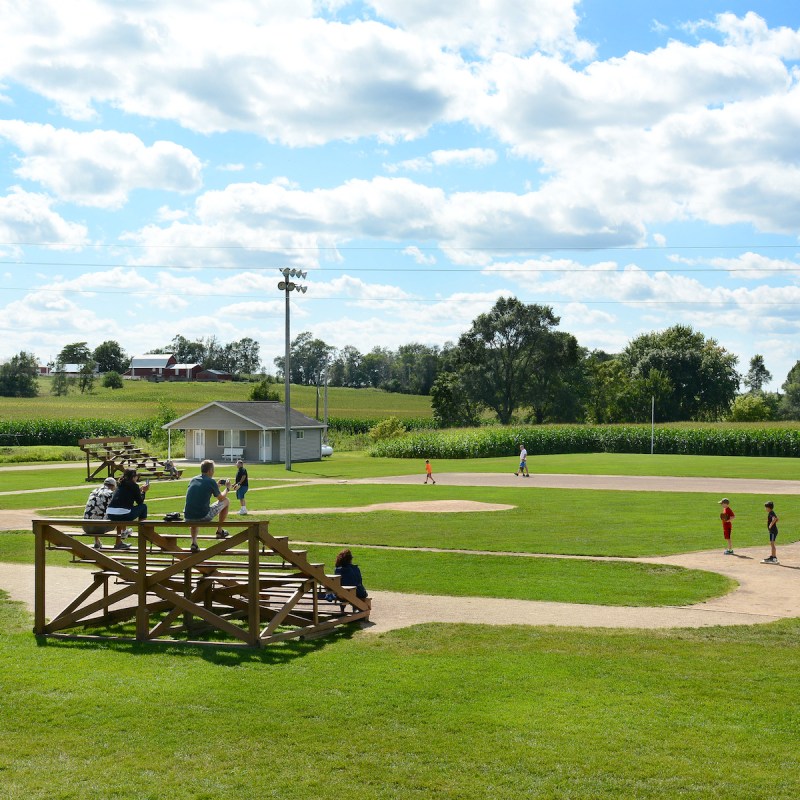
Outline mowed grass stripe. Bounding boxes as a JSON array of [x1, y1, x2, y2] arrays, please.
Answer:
[[21, 481, 800, 557], [1, 601, 798, 800]]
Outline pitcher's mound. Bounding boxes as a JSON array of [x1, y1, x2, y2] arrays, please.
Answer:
[[271, 500, 514, 515]]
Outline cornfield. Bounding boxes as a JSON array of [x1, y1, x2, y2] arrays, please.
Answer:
[[369, 425, 800, 459]]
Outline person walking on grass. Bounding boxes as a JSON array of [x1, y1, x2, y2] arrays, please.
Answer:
[[183, 459, 231, 552], [424, 459, 436, 484], [763, 501, 779, 564], [515, 444, 529, 477], [718, 498, 735, 555], [234, 459, 249, 515]]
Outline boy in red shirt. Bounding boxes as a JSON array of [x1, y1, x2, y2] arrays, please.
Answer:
[[718, 498, 735, 555]]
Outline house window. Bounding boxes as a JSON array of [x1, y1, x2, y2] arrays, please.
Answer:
[[295, 430, 304, 440], [217, 430, 247, 447]]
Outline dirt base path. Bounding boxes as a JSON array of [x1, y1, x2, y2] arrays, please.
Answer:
[[2, 539, 797, 635]]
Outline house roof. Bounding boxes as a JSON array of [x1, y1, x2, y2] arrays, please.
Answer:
[[170, 363, 201, 370], [162, 401, 325, 431], [198, 368, 232, 375], [130, 354, 174, 368]]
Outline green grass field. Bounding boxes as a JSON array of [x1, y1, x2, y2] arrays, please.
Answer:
[[1, 598, 798, 799], [2, 450, 799, 797], [0, 377, 433, 420]]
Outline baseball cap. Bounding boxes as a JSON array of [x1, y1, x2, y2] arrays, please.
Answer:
[[717, 498, 729, 504], [103, 477, 117, 488]]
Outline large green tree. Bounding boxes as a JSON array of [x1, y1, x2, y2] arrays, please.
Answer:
[[0, 351, 39, 397], [92, 340, 129, 374], [57, 342, 92, 365], [274, 332, 334, 385], [620, 325, 739, 421], [744, 354, 772, 394], [454, 297, 565, 425], [778, 361, 800, 420]]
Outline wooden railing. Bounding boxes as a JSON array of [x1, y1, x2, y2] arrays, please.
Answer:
[[33, 518, 370, 648]]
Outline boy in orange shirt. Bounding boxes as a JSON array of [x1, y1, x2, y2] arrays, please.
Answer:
[[717, 498, 735, 555], [424, 459, 436, 484]]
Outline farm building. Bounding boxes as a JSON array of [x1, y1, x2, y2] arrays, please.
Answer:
[[126, 353, 177, 379], [166, 363, 203, 381], [196, 368, 233, 381], [163, 401, 326, 463]]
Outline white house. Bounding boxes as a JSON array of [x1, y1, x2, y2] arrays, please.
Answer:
[[162, 401, 327, 463]]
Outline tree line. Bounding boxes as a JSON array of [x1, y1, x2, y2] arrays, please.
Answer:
[[273, 297, 800, 424], [2, 297, 799, 423]]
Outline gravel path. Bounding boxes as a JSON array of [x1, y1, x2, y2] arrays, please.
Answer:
[[2, 472, 798, 634]]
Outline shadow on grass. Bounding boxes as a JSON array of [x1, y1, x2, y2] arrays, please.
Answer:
[[34, 621, 367, 665]]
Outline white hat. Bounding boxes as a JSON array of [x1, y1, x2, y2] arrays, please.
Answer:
[[717, 498, 729, 504], [103, 477, 117, 488]]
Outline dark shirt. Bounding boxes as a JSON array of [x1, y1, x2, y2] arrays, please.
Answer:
[[335, 563, 367, 599], [235, 466, 248, 487], [767, 510, 778, 534], [108, 481, 144, 511], [184, 473, 221, 519]]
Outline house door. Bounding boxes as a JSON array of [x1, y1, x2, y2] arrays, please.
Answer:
[[259, 430, 272, 462], [194, 429, 205, 460]]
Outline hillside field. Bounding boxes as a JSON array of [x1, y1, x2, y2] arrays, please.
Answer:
[[0, 376, 433, 421]]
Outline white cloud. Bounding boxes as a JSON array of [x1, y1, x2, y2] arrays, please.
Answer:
[[387, 147, 498, 172], [218, 163, 245, 172], [367, 0, 594, 59], [0, 187, 88, 249], [0, 121, 202, 208], [123, 176, 645, 270], [403, 245, 436, 265], [0, 2, 469, 145]]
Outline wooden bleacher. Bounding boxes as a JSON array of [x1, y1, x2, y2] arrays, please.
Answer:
[[32, 518, 370, 648], [78, 437, 183, 482]]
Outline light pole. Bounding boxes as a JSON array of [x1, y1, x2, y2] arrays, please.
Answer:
[[278, 268, 307, 471]]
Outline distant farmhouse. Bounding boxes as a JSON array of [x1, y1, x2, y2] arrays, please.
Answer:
[[126, 353, 177, 380], [163, 401, 326, 463], [125, 354, 232, 382]]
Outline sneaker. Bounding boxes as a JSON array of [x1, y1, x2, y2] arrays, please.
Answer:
[[190, 543, 199, 553], [92, 543, 103, 550], [215, 529, 229, 539], [112, 542, 131, 551], [724, 549, 734, 555], [120, 528, 134, 539], [238, 508, 247, 515], [763, 556, 777, 563], [514, 472, 519, 476]]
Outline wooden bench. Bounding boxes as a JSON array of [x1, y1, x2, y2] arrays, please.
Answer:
[[222, 447, 244, 462]]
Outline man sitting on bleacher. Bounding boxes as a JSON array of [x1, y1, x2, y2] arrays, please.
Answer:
[[183, 459, 230, 552]]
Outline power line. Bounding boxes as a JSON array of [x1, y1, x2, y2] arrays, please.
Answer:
[[2, 261, 799, 274], [0, 241, 798, 251], [0, 284, 798, 306]]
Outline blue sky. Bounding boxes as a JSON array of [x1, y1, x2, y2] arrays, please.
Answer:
[[0, 1, 798, 389]]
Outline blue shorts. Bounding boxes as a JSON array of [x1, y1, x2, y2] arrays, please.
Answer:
[[519, 460, 527, 470], [236, 485, 248, 501]]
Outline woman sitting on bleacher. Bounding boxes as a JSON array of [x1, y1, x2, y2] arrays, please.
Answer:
[[326, 548, 368, 604], [105, 468, 150, 544]]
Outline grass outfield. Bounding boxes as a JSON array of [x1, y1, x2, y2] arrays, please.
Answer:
[[0, 377, 432, 420], [1, 597, 798, 800], [34, 482, 799, 557]]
